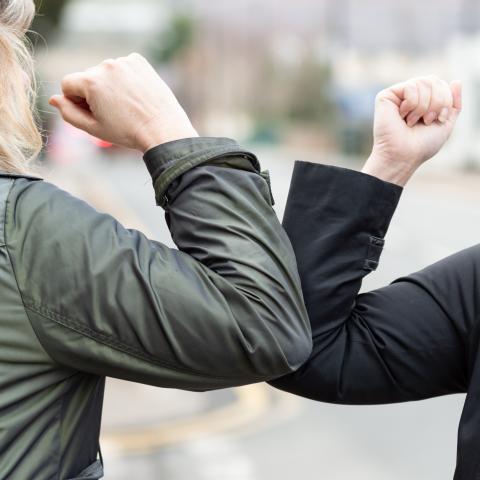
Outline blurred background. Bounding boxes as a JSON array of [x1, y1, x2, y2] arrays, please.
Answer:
[[30, 0, 480, 478]]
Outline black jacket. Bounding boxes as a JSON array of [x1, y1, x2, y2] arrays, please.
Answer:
[[271, 160, 479, 479]]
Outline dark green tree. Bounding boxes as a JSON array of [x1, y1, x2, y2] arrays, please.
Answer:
[[30, 0, 72, 47], [148, 14, 195, 64], [286, 61, 337, 126]]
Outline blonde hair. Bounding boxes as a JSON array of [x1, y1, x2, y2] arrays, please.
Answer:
[[0, 0, 42, 175]]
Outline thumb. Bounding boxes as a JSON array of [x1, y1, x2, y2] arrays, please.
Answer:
[[374, 87, 407, 131], [448, 80, 463, 123], [49, 95, 98, 135]]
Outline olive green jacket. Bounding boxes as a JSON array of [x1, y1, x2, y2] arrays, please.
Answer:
[[0, 137, 311, 479]]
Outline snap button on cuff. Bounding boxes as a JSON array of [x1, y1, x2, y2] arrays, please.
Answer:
[[363, 235, 385, 271]]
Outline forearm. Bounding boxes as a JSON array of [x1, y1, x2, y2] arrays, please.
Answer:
[[269, 161, 402, 395], [11, 138, 311, 392], [279, 161, 403, 326], [144, 137, 312, 384]]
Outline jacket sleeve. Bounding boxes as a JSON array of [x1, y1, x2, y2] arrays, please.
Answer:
[[269, 161, 413, 403], [6, 137, 311, 391]]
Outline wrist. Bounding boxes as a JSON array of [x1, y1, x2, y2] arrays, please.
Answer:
[[136, 115, 199, 154], [362, 150, 417, 187]]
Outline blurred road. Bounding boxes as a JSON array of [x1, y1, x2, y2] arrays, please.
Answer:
[[46, 148, 480, 480]]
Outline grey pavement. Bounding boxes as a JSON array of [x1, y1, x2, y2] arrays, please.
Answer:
[[46, 148, 480, 480]]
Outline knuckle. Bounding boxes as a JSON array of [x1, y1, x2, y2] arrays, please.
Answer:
[[84, 74, 97, 86], [418, 77, 432, 87], [114, 56, 128, 66], [434, 90, 449, 105], [375, 89, 387, 102], [101, 58, 117, 69], [84, 74, 100, 91], [374, 91, 382, 102], [127, 52, 147, 67], [404, 82, 415, 92], [128, 51, 143, 60], [404, 87, 416, 100], [61, 73, 76, 90], [405, 90, 417, 103], [441, 82, 454, 98], [437, 77, 449, 88], [60, 77, 70, 91]]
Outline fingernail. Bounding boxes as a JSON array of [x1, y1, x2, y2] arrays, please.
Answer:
[[407, 115, 418, 127], [424, 111, 437, 125], [438, 107, 449, 123]]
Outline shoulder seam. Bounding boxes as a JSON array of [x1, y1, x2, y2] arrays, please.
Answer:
[[4, 179, 61, 366]]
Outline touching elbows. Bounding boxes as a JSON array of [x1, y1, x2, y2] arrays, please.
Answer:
[[242, 299, 313, 383]]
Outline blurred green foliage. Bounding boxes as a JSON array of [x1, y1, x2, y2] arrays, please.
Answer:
[[30, 0, 71, 46], [286, 62, 337, 126], [249, 55, 338, 144], [248, 119, 283, 145], [148, 14, 195, 64], [336, 123, 373, 157]]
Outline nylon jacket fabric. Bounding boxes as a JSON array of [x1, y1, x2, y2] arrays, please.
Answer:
[[0, 137, 311, 479]]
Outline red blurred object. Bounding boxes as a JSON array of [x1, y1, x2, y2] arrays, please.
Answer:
[[47, 121, 123, 165], [91, 137, 114, 149]]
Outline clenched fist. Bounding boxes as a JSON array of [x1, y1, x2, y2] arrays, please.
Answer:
[[362, 75, 462, 186], [49, 53, 198, 153]]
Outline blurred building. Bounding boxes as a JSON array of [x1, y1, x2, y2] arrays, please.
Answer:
[[35, 0, 480, 168], [36, 0, 171, 78], [444, 33, 480, 169]]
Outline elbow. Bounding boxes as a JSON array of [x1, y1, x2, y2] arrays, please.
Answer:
[[248, 309, 313, 381], [274, 323, 313, 377], [261, 279, 313, 377], [269, 297, 313, 377]]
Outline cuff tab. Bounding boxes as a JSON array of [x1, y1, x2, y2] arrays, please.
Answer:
[[260, 170, 275, 206], [363, 235, 385, 271], [145, 138, 260, 209]]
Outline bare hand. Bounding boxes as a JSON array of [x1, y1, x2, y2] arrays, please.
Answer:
[[362, 75, 462, 186], [49, 53, 198, 153]]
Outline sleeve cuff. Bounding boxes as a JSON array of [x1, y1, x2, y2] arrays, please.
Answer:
[[143, 137, 261, 208], [290, 160, 403, 233], [287, 161, 404, 271]]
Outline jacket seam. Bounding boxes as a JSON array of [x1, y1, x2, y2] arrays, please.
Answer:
[[22, 299, 267, 382], [3, 179, 64, 479], [3, 179, 60, 368], [3, 180, 275, 384]]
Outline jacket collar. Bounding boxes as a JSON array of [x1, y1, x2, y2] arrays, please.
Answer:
[[0, 171, 43, 181]]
